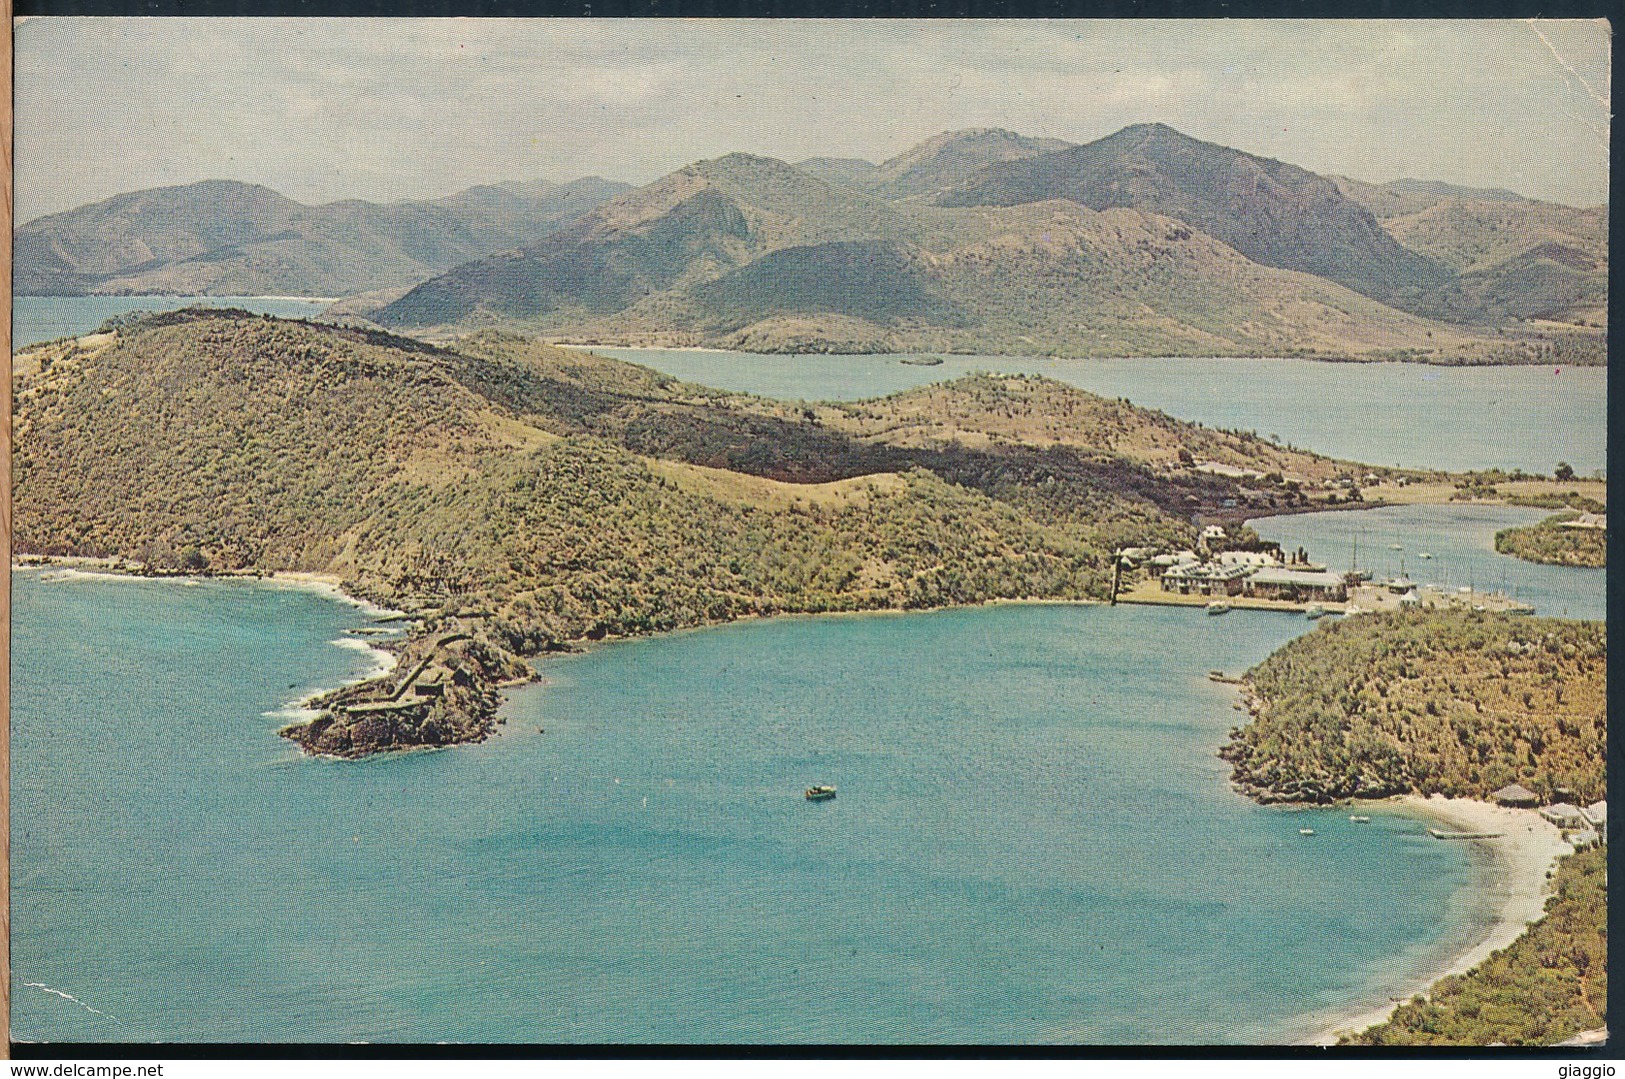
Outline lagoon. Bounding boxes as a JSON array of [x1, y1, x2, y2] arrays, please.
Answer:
[[592, 347, 1607, 477], [12, 295, 1603, 475], [12, 568, 1501, 1044]]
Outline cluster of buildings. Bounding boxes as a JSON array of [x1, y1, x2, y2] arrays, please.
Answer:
[[1492, 784, 1608, 848], [1123, 527, 1353, 605]]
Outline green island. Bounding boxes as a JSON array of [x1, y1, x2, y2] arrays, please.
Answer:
[[1342, 845, 1607, 1046], [1223, 608, 1607, 1045], [1495, 512, 1607, 568]]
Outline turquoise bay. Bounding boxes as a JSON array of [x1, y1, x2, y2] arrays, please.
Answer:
[[15, 561, 1509, 1044]]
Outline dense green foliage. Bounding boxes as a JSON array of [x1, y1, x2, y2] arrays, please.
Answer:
[[18, 310, 1330, 655], [1344, 846, 1607, 1046], [15, 311, 1376, 752], [1495, 515, 1607, 568], [1223, 611, 1606, 803]]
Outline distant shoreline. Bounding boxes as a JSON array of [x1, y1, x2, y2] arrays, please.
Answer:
[[535, 337, 1608, 369]]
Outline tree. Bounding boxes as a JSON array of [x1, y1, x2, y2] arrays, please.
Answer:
[[1555, 462, 1576, 482]]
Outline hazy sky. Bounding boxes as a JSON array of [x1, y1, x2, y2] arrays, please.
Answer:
[[14, 18, 1612, 222]]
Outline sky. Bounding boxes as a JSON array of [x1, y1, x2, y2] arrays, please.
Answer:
[[13, 18, 1613, 222]]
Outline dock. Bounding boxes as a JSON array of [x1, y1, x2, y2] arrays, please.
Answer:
[[1429, 828, 1503, 840]]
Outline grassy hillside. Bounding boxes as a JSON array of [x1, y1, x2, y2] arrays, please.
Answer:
[[863, 127, 1074, 201], [935, 123, 1452, 311], [1223, 610, 1606, 804], [1495, 515, 1607, 568], [17, 310, 1353, 754], [1344, 845, 1607, 1046], [380, 158, 1490, 362], [15, 177, 631, 297], [1333, 178, 1607, 329]]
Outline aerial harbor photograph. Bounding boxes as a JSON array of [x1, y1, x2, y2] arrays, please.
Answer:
[[8, 16, 1610, 1050]]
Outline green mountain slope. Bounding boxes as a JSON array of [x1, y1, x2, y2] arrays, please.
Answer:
[[792, 129, 1073, 199], [377, 154, 1487, 360], [14, 176, 632, 297], [1333, 178, 1608, 327], [866, 127, 1075, 201], [936, 123, 1453, 311]]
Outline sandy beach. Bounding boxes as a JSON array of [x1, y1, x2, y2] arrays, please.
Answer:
[[1299, 794, 1572, 1045]]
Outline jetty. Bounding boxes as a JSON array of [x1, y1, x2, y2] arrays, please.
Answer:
[[1429, 828, 1503, 841]]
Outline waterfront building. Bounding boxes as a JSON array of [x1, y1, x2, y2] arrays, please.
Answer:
[[1241, 567, 1348, 603], [1160, 562, 1251, 596], [1540, 802, 1589, 829]]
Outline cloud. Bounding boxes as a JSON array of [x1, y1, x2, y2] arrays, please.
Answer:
[[13, 17, 1611, 221]]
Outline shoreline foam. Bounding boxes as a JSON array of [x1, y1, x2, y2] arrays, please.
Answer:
[[1294, 794, 1570, 1046], [15, 559, 406, 718]]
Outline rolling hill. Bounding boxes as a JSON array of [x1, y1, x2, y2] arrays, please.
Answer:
[[935, 123, 1453, 311], [14, 176, 632, 297], [373, 141, 1495, 361], [14, 309, 1357, 753], [1333, 175, 1608, 327]]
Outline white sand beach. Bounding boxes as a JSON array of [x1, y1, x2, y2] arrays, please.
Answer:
[[1301, 794, 1573, 1045]]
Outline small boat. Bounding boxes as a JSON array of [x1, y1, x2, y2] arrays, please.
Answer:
[[805, 785, 837, 801], [1418, 552, 1433, 560], [1299, 828, 1316, 836], [1206, 600, 1231, 616], [1305, 604, 1327, 620], [1389, 543, 1403, 551], [1349, 815, 1372, 823]]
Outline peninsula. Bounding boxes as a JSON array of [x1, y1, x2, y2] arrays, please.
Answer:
[[1224, 608, 1607, 1045], [14, 308, 1353, 757], [1496, 512, 1608, 568]]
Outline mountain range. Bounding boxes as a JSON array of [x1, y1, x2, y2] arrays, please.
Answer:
[[14, 176, 632, 297], [18, 125, 1606, 362]]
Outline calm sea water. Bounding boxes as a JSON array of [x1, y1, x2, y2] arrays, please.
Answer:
[[592, 347, 1607, 476], [13, 569, 1499, 1044], [13, 295, 333, 349], [13, 297, 1602, 474], [10, 296, 1604, 1042], [1252, 504, 1606, 621]]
